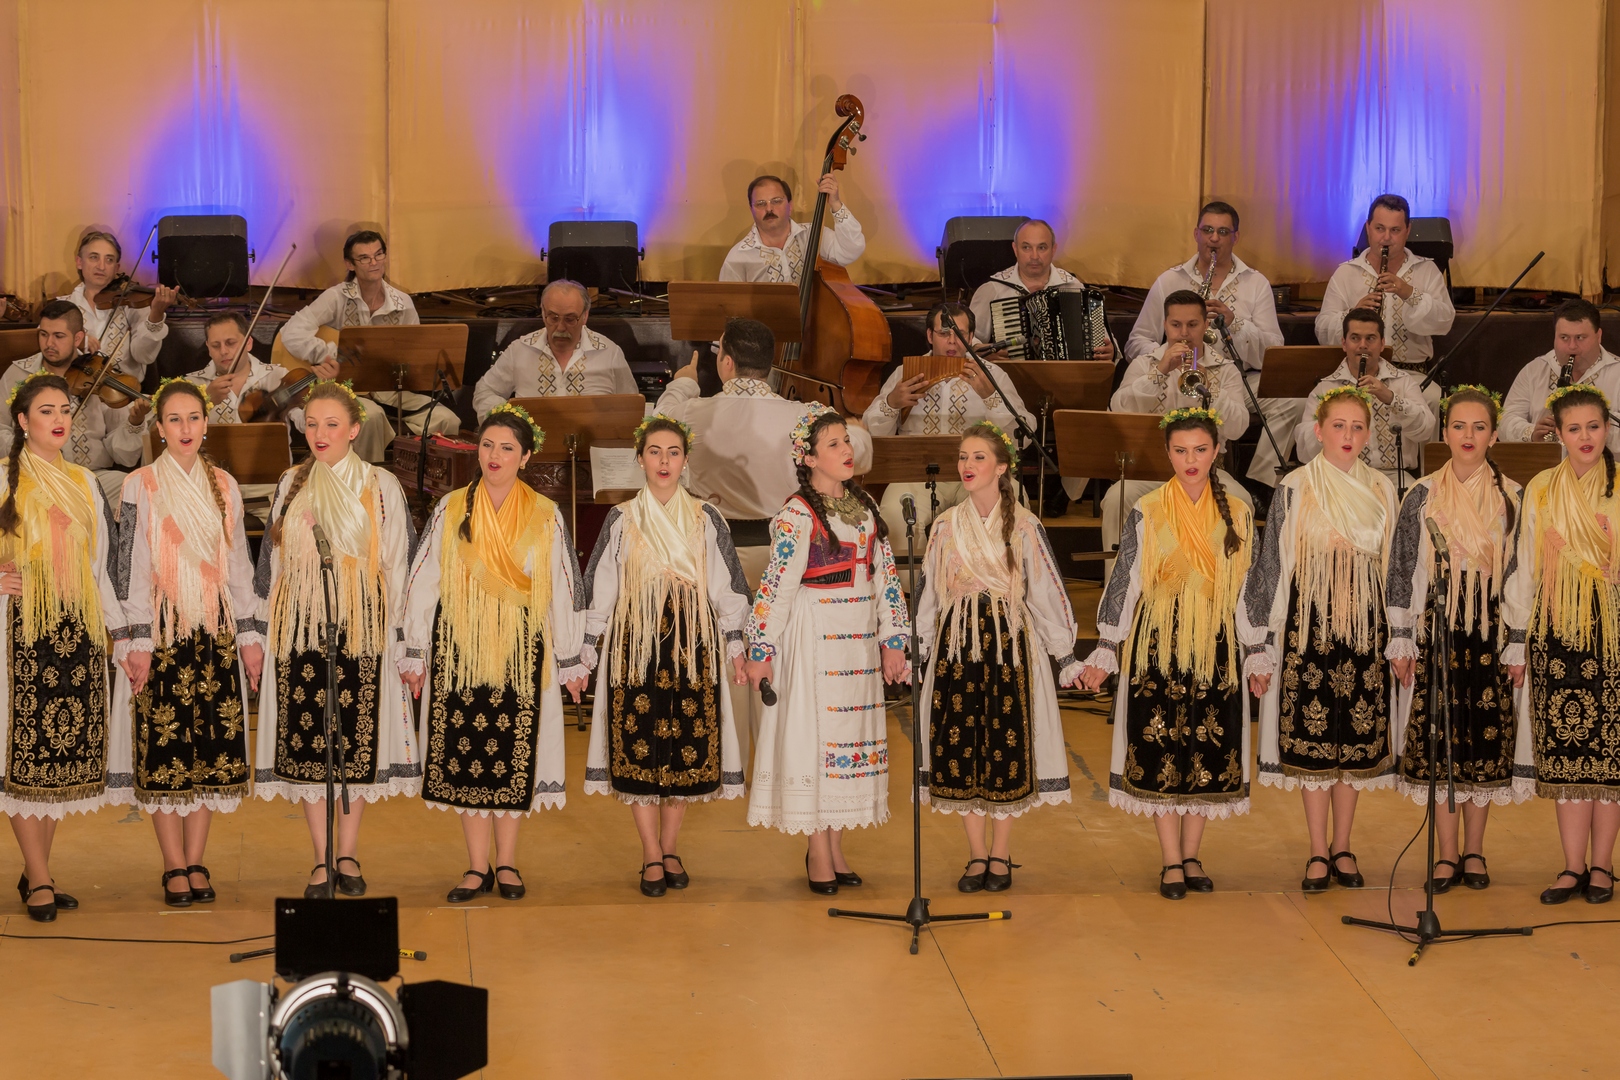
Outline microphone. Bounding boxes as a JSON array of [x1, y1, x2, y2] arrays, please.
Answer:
[[973, 338, 1020, 354], [312, 520, 334, 569], [900, 493, 917, 529], [1425, 516, 1450, 561], [758, 678, 778, 707]]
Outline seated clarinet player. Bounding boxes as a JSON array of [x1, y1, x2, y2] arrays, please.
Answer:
[[719, 173, 865, 284], [861, 302, 1034, 542], [1498, 298, 1620, 452], [472, 280, 637, 418], [1295, 307, 1437, 486], [1103, 290, 1252, 575]]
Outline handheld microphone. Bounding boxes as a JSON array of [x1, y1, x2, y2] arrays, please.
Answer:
[[900, 493, 917, 529], [311, 520, 334, 569], [1425, 516, 1450, 561], [758, 678, 778, 707]]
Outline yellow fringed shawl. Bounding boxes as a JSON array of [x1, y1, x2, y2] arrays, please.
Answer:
[[0, 449, 102, 642], [437, 480, 556, 695], [146, 452, 235, 645], [936, 497, 1032, 667], [1529, 458, 1620, 661], [1127, 478, 1251, 687], [609, 486, 715, 686], [1293, 455, 1391, 653], [269, 453, 388, 659], [1423, 460, 1508, 639]]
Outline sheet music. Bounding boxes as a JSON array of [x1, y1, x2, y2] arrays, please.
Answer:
[[589, 446, 643, 495]]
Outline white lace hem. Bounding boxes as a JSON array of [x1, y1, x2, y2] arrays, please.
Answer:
[[106, 786, 247, 816], [556, 662, 591, 685], [1054, 661, 1082, 688], [745, 807, 890, 836], [920, 787, 1071, 820], [1384, 636, 1419, 662], [422, 793, 565, 817], [254, 775, 422, 805], [1395, 774, 1534, 807], [1500, 642, 1526, 668], [1242, 650, 1276, 679], [1257, 765, 1395, 793], [1107, 787, 1251, 820], [580, 641, 599, 670], [0, 789, 109, 819], [398, 657, 426, 678], [583, 779, 744, 806]]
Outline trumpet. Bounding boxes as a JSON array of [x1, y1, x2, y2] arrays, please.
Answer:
[[1176, 342, 1209, 402]]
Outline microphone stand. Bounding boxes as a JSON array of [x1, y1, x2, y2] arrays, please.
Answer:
[[829, 498, 1007, 952], [1213, 314, 1289, 479], [942, 320, 1059, 475], [1418, 251, 1545, 393], [1342, 520, 1530, 963], [314, 525, 351, 900]]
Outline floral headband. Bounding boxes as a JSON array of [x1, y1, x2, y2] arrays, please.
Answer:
[[790, 405, 841, 466], [315, 378, 367, 423], [633, 413, 694, 449], [1319, 384, 1376, 413], [1442, 383, 1501, 420], [1159, 406, 1223, 430], [4, 371, 58, 408], [488, 401, 546, 451], [1546, 382, 1609, 411], [153, 375, 211, 411], [967, 421, 1020, 468]]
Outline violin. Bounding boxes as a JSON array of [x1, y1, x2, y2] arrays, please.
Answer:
[[63, 350, 148, 410], [261, 326, 340, 417]]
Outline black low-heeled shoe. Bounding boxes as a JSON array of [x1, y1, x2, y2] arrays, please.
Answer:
[[1460, 853, 1490, 890], [334, 857, 367, 897], [1301, 855, 1331, 892], [161, 867, 193, 908], [660, 855, 689, 890], [804, 853, 837, 896], [24, 883, 56, 923], [1586, 866, 1615, 905], [640, 862, 668, 898], [1181, 857, 1214, 893], [1159, 864, 1187, 901], [984, 857, 1020, 893], [17, 872, 76, 910], [1540, 868, 1589, 905], [304, 864, 331, 900], [494, 865, 526, 900], [834, 868, 862, 887], [958, 858, 989, 893], [1426, 858, 1461, 896], [186, 864, 216, 903], [1330, 851, 1365, 889], [446, 867, 494, 904]]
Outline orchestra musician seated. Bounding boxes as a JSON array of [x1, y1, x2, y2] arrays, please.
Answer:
[[1498, 299, 1620, 452], [61, 229, 177, 384], [968, 219, 1115, 363], [719, 173, 866, 284], [278, 230, 461, 461], [861, 302, 1034, 541], [472, 279, 637, 418], [0, 300, 145, 500]]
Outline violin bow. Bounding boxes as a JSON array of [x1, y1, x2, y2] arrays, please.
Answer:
[[225, 244, 298, 377]]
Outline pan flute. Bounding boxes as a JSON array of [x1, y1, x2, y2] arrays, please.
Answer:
[[901, 354, 965, 391], [989, 287, 1109, 360]]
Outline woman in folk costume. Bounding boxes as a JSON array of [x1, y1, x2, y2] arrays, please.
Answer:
[[1238, 385, 1399, 892], [108, 380, 264, 907], [916, 422, 1078, 895], [1079, 408, 1253, 900], [744, 407, 910, 894], [253, 381, 416, 899], [581, 416, 751, 897], [1385, 386, 1529, 895], [401, 404, 587, 904], [1502, 384, 1620, 905], [0, 374, 123, 922]]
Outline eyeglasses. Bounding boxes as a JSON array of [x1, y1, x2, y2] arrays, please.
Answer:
[[542, 310, 583, 326], [1198, 226, 1234, 239], [350, 253, 385, 266]]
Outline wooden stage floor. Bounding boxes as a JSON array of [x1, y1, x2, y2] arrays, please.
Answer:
[[3, 691, 1617, 1078]]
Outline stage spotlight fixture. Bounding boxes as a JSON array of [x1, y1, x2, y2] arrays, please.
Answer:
[[155, 214, 254, 298], [212, 898, 487, 1080], [543, 220, 643, 294], [1352, 217, 1454, 277], [937, 215, 1031, 300]]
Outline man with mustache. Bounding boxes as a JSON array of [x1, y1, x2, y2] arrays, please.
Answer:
[[472, 278, 637, 418], [718, 173, 866, 284]]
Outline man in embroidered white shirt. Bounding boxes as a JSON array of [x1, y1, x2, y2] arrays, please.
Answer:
[[967, 219, 1115, 363], [718, 173, 866, 283], [862, 302, 1034, 539], [1316, 193, 1454, 404], [0, 300, 144, 501], [279, 231, 461, 461], [472, 279, 638, 419], [185, 313, 288, 424], [1499, 298, 1620, 453], [1296, 307, 1437, 483], [61, 229, 176, 384]]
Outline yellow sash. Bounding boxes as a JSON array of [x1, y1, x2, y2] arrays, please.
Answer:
[[1531, 458, 1620, 659]]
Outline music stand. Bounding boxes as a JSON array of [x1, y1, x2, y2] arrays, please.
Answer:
[[1256, 345, 1391, 399], [336, 324, 470, 499], [666, 282, 802, 344], [0, 328, 37, 374], [199, 422, 294, 525], [509, 394, 645, 544], [1422, 441, 1562, 487], [866, 436, 963, 544], [998, 361, 1114, 515], [1054, 410, 1173, 493]]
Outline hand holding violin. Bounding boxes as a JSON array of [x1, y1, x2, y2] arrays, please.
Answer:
[[145, 284, 179, 322]]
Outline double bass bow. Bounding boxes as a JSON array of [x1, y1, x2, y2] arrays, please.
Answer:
[[779, 94, 890, 416]]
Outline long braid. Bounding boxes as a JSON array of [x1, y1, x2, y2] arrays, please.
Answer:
[[1206, 468, 1242, 557], [996, 468, 1018, 571], [1485, 456, 1516, 535], [0, 433, 22, 537], [459, 473, 481, 543], [1607, 447, 1616, 499], [198, 452, 230, 530], [793, 462, 837, 540], [846, 478, 888, 543], [268, 460, 314, 547]]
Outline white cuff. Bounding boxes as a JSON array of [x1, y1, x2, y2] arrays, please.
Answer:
[[1241, 650, 1276, 680], [236, 630, 265, 653], [1079, 646, 1117, 676], [557, 662, 591, 685], [725, 639, 745, 662], [1384, 636, 1419, 662], [397, 657, 426, 678], [1056, 660, 1083, 687], [1500, 643, 1526, 668], [114, 637, 155, 664], [580, 640, 599, 671]]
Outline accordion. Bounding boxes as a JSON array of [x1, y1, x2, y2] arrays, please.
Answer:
[[988, 288, 1109, 360]]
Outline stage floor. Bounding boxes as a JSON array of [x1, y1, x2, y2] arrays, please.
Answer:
[[3, 690, 1617, 1078]]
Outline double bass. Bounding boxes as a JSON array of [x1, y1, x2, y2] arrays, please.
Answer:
[[779, 94, 890, 416]]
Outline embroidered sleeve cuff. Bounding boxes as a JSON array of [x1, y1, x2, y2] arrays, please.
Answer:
[[113, 637, 155, 664], [579, 640, 599, 671], [881, 635, 909, 652], [1507, 628, 1526, 645], [726, 639, 745, 662], [253, 619, 269, 637], [1079, 646, 1118, 676], [556, 658, 591, 684], [1500, 643, 1526, 668], [397, 657, 426, 678], [1242, 650, 1276, 679], [1388, 624, 1414, 639], [749, 643, 775, 662], [1384, 636, 1419, 662], [404, 647, 425, 660], [874, 397, 901, 417], [832, 206, 852, 224], [236, 630, 265, 652]]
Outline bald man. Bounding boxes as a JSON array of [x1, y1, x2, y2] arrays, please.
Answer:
[[967, 219, 1115, 364]]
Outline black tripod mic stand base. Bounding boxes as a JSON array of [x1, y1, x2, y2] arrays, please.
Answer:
[[1340, 911, 1531, 966], [829, 899, 1009, 956]]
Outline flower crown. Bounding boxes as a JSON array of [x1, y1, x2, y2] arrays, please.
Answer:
[[790, 405, 841, 466], [1443, 383, 1501, 420], [1159, 406, 1223, 430], [488, 401, 546, 451], [153, 375, 211, 411], [315, 378, 367, 422], [1546, 382, 1609, 411], [967, 421, 1020, 468], [633, 413, 693, 449], [1319, 384, 1376, 413]]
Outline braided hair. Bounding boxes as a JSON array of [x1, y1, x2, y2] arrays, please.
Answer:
[[269, 382, 366, 547], [0, 375, 73, 537], [1439, 387, 1516, 534], [1163, 412, 1242, 557], [461, 410, 538, 543], [960, 421, 1020, 571], [152, 379, 231, 529], [793, 411, 887, 543], [1549, 387, 1616, 498]]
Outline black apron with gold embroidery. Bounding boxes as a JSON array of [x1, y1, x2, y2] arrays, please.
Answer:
[[608, 596, 722, 801], [1529, 604, 1620, 801], [273, 632, 381, 786], [134, 630, 249, 805], [1277, 583, 1392, 784], [423, 609, 548, 811], [3, 605, 107, 803], [927, 597, 1035, 812]]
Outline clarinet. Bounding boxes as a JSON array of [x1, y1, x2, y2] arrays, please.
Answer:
[[1544, 354, 1577, 441], [1372, 243, 1390, 307]]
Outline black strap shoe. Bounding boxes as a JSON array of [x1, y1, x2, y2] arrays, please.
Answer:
[[1540, 868, 1589, 905], [1426, 858, 1460, 896], [24, 883, 55, 922], [1586, 866, 1615, 905], [1330, 851, 1365, 888], [494, 865, 526, 900], [958, 858, 989, 893], [18, 872, 76, 909], [804, 853, 837, 895], [161, 867, 193, 908], [1301, 855, 1331, 892], [984, 857, 1020, 893], [186, 864, 216, 903], [1460, 853, 1490, 890], [334, 857, 367, 897], [660, 855, 690, 890], [641, 862, 668, 897], [305, 864, 330, 900], [446, 868, 494, 904], [1182, 857, 1214, 893], [1159, 864, 1188, 900]]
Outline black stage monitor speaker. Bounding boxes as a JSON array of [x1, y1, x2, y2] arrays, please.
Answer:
[[274, 896, 399, 983], [544, 220, 642, 293], [938, 215, 1030, 301], [1352, 216, 1453, 275], [156, 214, 252, 298]]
